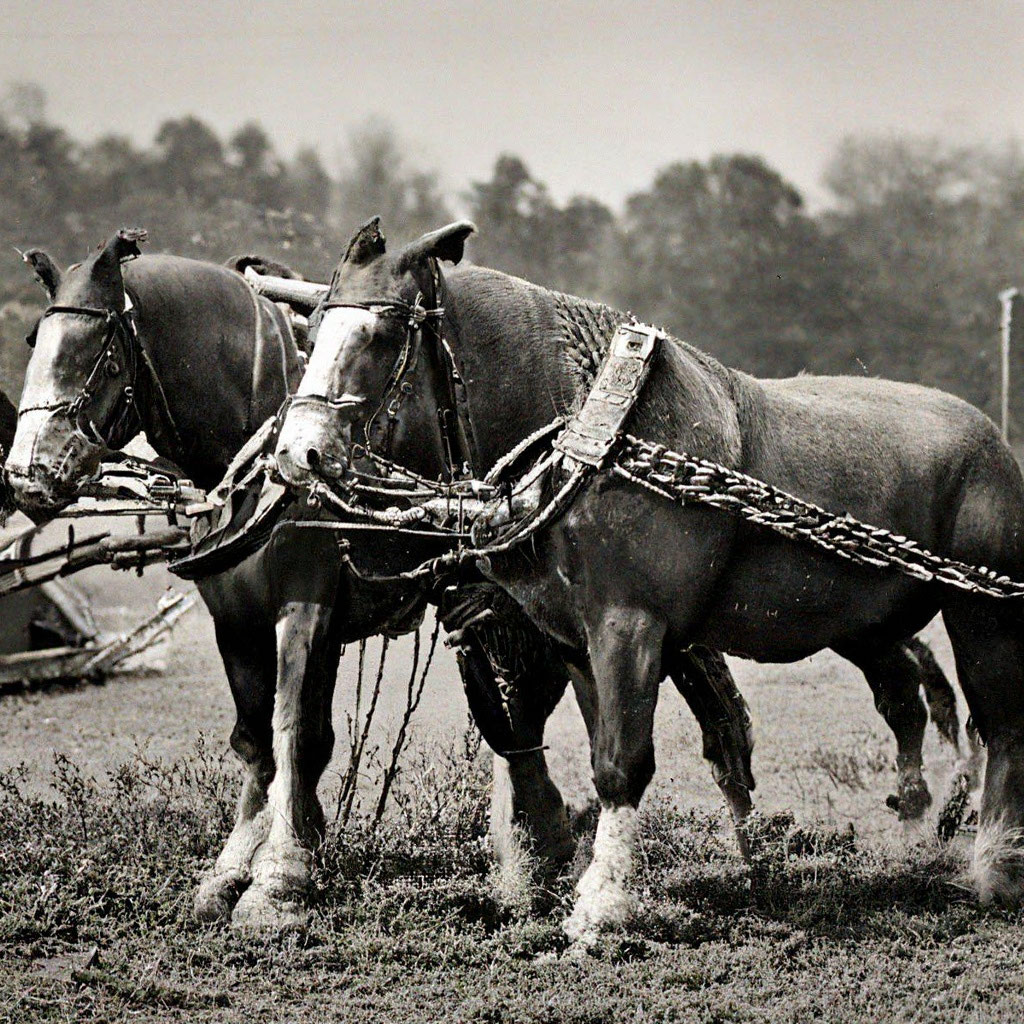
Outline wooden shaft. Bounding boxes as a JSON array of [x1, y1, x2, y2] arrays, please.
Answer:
[[243, 267, 328, 310]]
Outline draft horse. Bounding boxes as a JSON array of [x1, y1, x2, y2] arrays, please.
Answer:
[[275, 218, 1024, 939]]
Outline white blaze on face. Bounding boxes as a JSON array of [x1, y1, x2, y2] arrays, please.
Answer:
[[275, 306, 379, 482], [7, 314, 86, 481], [298, 307, 378, 399]]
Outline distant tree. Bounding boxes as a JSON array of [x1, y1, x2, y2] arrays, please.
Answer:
[[154, 116, 225, 203], [79, 134, 152, 211], [335, 121, 451, 243], [467, 154, 615, 296], [0, 81, 46, 130], [821, 135, 1024, 420], [287, 147, 332, 221], [467, 154, 553, 279], [229, 121, 285, 210], [615, 154, 853, 376]]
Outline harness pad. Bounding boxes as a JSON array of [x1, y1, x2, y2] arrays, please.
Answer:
[[553, 320, 662, 467]]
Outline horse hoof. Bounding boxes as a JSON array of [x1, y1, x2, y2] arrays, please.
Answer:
[[194, 871, 249, 922], [974, 816, 1024, 907], [563, 871, 635, 941], [231, 884, 310, 933], [889, 777, 932, 823]]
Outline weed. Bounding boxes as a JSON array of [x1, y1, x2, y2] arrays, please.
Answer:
[[0, 741, 1017, 1024]]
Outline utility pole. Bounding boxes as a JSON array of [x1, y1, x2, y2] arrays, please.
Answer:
[[999, 287, 1019, 443]]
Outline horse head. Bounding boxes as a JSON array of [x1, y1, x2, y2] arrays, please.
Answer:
[[275, 217, 475, 489], [7, 228, 147, 516]]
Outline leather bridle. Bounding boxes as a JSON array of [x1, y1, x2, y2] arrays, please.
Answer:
[[294, 258, 478, 481], [17, 298, 184, 469]]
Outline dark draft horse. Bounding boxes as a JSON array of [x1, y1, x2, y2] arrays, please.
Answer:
[[275, 218, 1023, 940], [5, 230, 775, 929]]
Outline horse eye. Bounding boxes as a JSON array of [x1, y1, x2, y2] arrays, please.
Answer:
[[105, 358, 121, 377]]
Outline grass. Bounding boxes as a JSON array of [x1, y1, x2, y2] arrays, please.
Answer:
[[2, 738, 1024, 1024]]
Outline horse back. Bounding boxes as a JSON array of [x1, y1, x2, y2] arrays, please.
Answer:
[[121, 254, 303, 479], [741, 374, 1024, 560]]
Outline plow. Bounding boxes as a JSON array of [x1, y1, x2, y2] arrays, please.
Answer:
[[0, 465, 205, 691]]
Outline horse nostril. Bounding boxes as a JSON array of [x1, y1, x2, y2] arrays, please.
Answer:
[[306, 447, 321, 470]]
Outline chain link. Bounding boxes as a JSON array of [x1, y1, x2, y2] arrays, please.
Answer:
[[614, 435, 1024, 599]]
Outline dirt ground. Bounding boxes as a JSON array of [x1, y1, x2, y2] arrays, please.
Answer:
[[0, 547, 998, 1024]]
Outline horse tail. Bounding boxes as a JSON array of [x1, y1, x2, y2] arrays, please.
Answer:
[[905, 636, 963, 752]]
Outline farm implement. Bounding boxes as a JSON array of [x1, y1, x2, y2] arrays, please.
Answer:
[[0, 463, 207, 691]]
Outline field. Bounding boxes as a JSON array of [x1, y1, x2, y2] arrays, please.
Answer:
[[0, 560, 1021, 1023]]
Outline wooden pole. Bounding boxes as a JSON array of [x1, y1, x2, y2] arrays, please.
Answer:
[[243, 266, 328, 310], [999, 287, 1018, 443]]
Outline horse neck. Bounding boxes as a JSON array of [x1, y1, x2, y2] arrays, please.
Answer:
[[441, 267, 620, 469], [441, 265, 746, 471], [125, 259, 301, 487]]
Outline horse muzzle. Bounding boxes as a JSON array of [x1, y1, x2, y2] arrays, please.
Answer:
[[5, 462, 75, 519], [5, 413, 102, 517], [275, 398, 356, 488]]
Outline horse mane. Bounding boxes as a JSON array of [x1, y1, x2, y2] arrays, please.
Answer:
[[450, 263, 741, 411]]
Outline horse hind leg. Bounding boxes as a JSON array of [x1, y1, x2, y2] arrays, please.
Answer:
[[836, 640, 932, 823], [904, 635, 986, 832], [664, 645, 755, 860], [943, 599, 1024, 905], [441, 585, 573, 907], [194, 614, 276, 922]]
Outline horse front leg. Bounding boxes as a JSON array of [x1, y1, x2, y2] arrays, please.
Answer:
[[194, 608, 276, 921], [563, 606, 666, 942], [231, 599, 337, 931]]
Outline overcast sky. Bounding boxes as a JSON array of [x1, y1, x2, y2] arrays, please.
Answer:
[[4, 0, 1023, 210]]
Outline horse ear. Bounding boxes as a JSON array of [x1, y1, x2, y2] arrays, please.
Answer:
[[21, 249, 62, 299], [90, 227, 147, 291], [108, 227, 148, 263], [343, 216, 387, 266], [397, 221, 476, 272]]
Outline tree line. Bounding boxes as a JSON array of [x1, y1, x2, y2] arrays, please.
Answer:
[[2, 87, 1024, 436]]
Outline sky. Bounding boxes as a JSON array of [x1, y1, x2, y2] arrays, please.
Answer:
[[3, 0, 1024, 211]]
